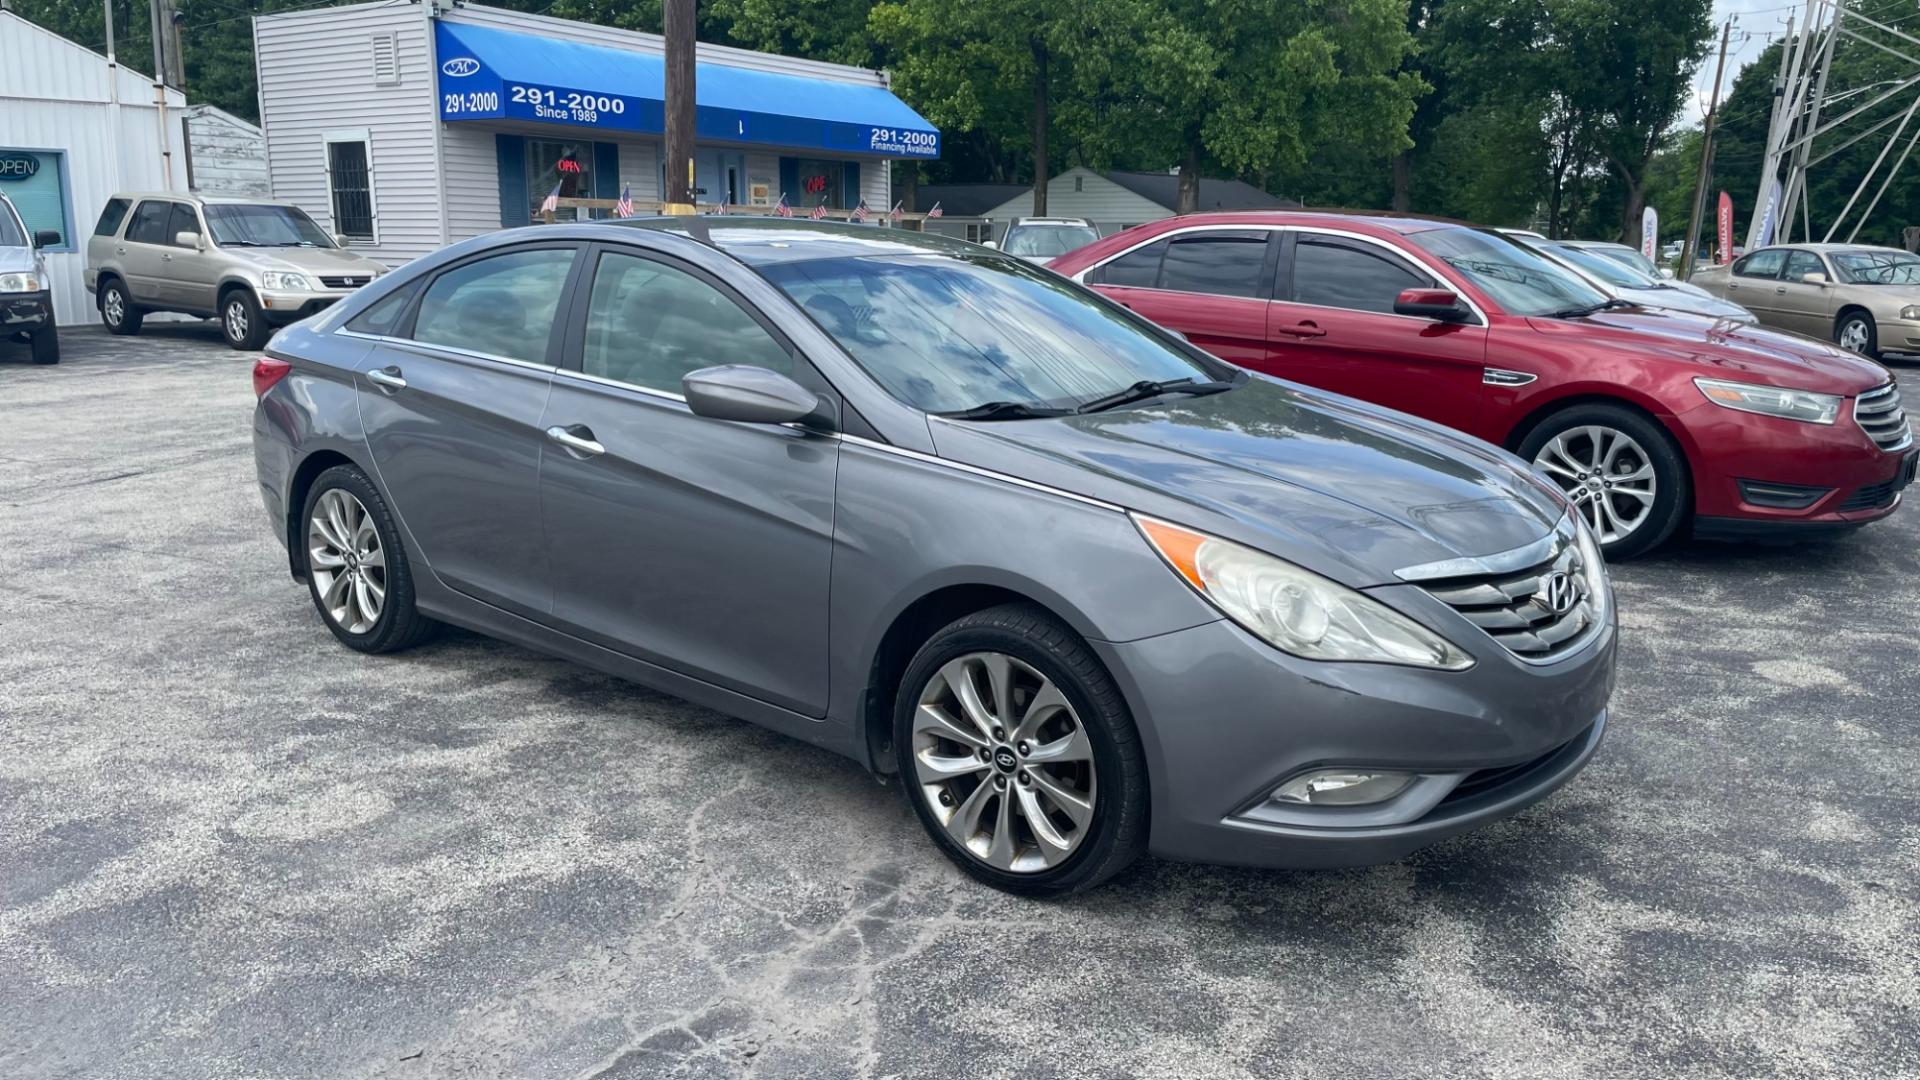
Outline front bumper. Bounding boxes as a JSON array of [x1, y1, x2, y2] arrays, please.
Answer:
[[1093, 611, 1615, 870], [1681, 398, 1913, 529], [1877, 317, 1920, 354], [2, 289, 52, 331], [259, 288, 357, 325]]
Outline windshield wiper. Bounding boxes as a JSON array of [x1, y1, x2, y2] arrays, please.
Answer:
[[1074, 378, 1233, 414], [1546, 298, 1637, 318], [937, 400, 1072, 421]]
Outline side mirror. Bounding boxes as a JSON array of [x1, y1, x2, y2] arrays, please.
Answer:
[[1393, 288, 1471, 323], [683, 365, 827, 427], [335, 234, 350, 248], [981, 239, 998, 250], [174, 230, 203, 249], [1801, 271, 1828, 285], [1659, 267, 1676, 279], [32, 229, 61, 249]]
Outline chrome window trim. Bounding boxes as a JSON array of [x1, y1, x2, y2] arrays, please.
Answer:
[[1393, 515, 1573, 582], [843, 431, 1124, 513], [1070, 223, 1490, 326], [552, 366, 690, 404], [334, 329, 558, 375]]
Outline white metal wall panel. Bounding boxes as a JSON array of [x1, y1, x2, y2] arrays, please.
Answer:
[[185, 106, 269, 197], [255, 2, 443, 267]]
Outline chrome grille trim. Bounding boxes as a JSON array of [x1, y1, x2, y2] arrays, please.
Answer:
[[1854, 383, 1912, 452], [1405, 517, 1602, 664]]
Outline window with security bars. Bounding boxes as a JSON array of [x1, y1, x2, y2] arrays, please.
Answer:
[[326, 140, 375, 241]]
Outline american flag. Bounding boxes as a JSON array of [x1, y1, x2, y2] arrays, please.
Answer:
[[809, 201, 828, 220], [539, 182, 563, 216], [851, 200, 869, 223], [926, 201, 944, 219], [774, 193, 792, 218], [614, 184, 634, 218], [889, 200, 904, 222], [713, 199, 728, 215]]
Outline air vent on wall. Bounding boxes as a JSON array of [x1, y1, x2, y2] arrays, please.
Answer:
[[372, 32, 400, 86]]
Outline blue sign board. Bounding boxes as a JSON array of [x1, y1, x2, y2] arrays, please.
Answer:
[[0, 152, 40, 182], [432, 21, 940, 159]]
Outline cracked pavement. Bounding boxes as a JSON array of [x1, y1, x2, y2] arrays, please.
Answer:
[[1, 327, 1916, 1079]]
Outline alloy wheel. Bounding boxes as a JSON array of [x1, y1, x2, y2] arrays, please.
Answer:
[[910, 652, 1097, 873], [307, 488, 386, 634], [1840, 318, 1871, 353], [225, 299, 249, 344], [103, 288, 124, 327], [1533, 425, 1657, 544]]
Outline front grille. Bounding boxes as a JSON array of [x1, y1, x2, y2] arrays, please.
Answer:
[[1854, 383, 1912, 452], [318, 275, 372, 289], [1416, 530, 1597, 662], [1839, 478, 1900, 511]]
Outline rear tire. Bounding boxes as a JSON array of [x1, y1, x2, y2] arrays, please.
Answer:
[[1836, 310, 1879, 359], [29, 326, 58, 364], [894, 603, 1147, 896], [99, 279, 142, 335], [300, 464, 438, 654], [1519, 403, 1689, 560], [222, 289, 270, 351]]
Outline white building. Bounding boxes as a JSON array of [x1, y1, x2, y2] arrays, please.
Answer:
[[0, 11, 188, 325], [252, 1, 941, 269], [920, 167, 1295, 245], [184, 104, 269, 197]]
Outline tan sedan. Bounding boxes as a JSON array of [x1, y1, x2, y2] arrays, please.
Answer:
[[1690, 243, 1920, 359]]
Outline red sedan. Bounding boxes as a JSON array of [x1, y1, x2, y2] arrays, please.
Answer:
[[1050, 212, 1915, 557]]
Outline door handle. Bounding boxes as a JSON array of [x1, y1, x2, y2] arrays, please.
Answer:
[[546, 424, 605, 458], [1775, 286, 1787, 294], [366, 366, 406, 391], [115, 246, 126, 255], [160, 253, 173, 262], [1275, 322, 1326, 339]]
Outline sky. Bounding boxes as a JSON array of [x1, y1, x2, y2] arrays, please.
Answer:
[[1690, 0, 1809, 122]]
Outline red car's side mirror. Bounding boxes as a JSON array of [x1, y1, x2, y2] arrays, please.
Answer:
[[1394, 288, 1471, 322]]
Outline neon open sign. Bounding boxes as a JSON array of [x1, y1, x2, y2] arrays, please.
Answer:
[[0, 153, 40, 181]]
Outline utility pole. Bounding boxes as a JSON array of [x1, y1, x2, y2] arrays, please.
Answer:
[[662, 0, 696, 215], [1682, 19, 1733, 279]]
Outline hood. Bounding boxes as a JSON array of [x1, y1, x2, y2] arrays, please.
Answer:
[[1616, 285, 1755, 323], [1524, 308, 1889, 394], [0, 243, 35, 275], [222, 246, 387, 275], [927, 377, 1566, 587]]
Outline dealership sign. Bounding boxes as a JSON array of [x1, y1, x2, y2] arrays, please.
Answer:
[[1716, 191, 1733, 264], [0, 152, 40, 181], [1640, 205, 1658, 260]]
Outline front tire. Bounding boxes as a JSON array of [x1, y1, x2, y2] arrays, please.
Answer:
[[99, 279, 142, 335], [894, 603, 1147, 896], [29, 326, 58, 364], [1836, 310, 1879, 359], [222, 289, 270, 350], [301, 464, 438, 653], [1521, 403, 1689, 559]]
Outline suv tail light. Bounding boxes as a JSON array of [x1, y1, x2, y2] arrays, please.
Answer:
[[253, 357, 292, 398]]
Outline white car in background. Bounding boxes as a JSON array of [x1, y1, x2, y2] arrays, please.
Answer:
[[994, 217, 1101, 263], [1507, 233, 1756, 323]]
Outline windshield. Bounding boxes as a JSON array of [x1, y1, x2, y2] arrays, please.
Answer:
[[1590, 246, 1662, 278], [760, 253, 1223, 414], [1409, 229, 1609, 316], [1001, 224, 1100, 258], [0, 200, 23, 246], [1831, 250, 1920, 285], [1548, 244, 1661, 288], [203, 203, 336, 248]]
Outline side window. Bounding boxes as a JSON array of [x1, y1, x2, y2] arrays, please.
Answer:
[[166, 203, 201, 247], [345, 279, 421, 336], [1292, 238, 1431, 314], [581, 250, 791, 394], [410, 247, 576, 365], [125, 200, 174, 245], [1783, 250, 1824, 280], [1091, 239, 1168, 287], [1158, 232, 1270, 299], [1735, 249, 1786, 279], [94, 198, 131, 238]]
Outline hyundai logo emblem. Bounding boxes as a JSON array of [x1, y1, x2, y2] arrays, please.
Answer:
[[441, 57, 481, 77], [1534, 570, 1579, 616]]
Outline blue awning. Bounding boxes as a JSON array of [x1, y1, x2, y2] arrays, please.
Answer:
[[433, 21, 940, 159]]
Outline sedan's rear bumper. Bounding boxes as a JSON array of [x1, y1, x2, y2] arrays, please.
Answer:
[[1093, 613, 1615, 870]]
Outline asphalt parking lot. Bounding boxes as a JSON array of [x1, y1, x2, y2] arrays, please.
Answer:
[[2, 325, 1916, 1079]]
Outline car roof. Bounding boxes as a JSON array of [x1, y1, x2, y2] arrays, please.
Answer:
[[1131, 209, 1476, 236], [1758, 242, 1910, 254], [1011, 217, 1092, 226], [105, 192, 307, 208], [602, 216, 990, 266]]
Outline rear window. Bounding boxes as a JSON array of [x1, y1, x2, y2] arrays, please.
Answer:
[[1159, 231, 1269, 299], [1091, 239, 1168, 287], [125, 201, 175, 245], [94, 198, 131, 238], [1734, 250, 1786, 279]]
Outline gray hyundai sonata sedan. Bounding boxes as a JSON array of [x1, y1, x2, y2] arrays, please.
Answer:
[[252, 219, 1615, 895]]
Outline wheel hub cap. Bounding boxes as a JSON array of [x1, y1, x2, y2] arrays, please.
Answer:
[[911, 652, 1097, 874], [1533, 424, 1657, 545], [307, 488, 385, 634]]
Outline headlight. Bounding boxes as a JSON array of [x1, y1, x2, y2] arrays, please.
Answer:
[[0, 271, 45, 293], [1571, 514, 1611, 624], [261, 270, 312, 291], [1694, 377, 1839, 425], [1135, 516, 1473, 670], [1902, 305, 1920, 320]]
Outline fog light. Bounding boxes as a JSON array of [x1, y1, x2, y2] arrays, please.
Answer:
[[1273, 770, 1415, 806]]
